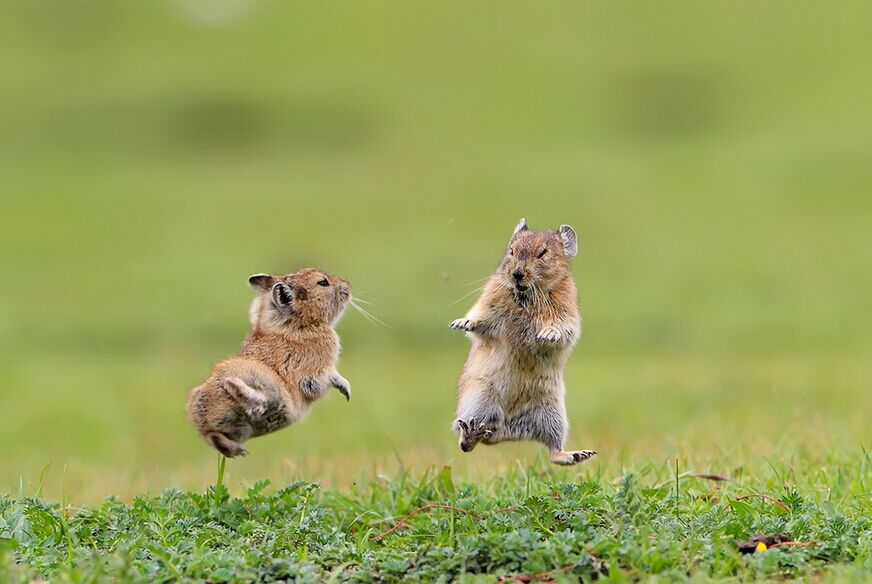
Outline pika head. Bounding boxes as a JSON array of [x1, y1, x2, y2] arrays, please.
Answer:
[[247, 268, 351, 332], [501, 218, 578, 298]]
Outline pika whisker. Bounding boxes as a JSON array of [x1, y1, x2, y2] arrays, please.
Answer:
[[449, 284, 486, 307], [349, 299, 390, 328], [351, 296, 375, 306], [463, 276, 492, 287], [349, 302, 375, 325]]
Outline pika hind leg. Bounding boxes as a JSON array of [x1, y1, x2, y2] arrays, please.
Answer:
[[223, 377, 267, 417], [502, 401, 596, 466], [453, 387, 502, 453], [542, 402, 596, 466]]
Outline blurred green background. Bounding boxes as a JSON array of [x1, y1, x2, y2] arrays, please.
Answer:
[[1, 1, 870, 502]]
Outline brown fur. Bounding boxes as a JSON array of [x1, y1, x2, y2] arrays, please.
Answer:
[[186, 268, 351, 457], [449, 219, 596, 465]]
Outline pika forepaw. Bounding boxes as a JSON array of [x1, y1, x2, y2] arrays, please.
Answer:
[[450, 319, 476, 332], [536, 326, 563, 343], [333, 375, 351, 401]]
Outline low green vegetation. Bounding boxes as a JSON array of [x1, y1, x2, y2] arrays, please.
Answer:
[[2, 1, 872, 581], [3, 455, 870, 582]]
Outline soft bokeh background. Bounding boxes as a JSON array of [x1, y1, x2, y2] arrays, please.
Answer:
[[1, 1, 870, 502]]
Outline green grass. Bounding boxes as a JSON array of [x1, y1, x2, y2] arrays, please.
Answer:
[[2, 0, 872, 580], [3, 457, 871, 582], [2, 1, 871, 498]]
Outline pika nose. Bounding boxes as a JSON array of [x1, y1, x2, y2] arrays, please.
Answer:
[[512, 270, 524, 283]]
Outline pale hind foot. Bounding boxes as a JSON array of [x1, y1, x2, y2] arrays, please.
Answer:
[[206, 432, 248, 458], [456, 417, 495, 452], [224, 377, 267, 417], [550, 449, 596, 466]]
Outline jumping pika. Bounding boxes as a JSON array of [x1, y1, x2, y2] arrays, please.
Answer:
[[449, 218, 595, 465], [187, 268, 352, 457]]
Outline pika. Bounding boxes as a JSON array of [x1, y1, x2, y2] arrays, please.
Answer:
[[449, 219, 595, 465], [186, 268, 352, 457]]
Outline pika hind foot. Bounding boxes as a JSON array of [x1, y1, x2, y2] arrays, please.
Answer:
[[456, 417, 495, 452], [224, 377, 267, 417], [206, 432, 248, 458], [550, 449, 596, 466]]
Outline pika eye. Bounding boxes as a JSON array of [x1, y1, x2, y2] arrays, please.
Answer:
[[317, 278, 329, 287], [537, 248, 548, 259]]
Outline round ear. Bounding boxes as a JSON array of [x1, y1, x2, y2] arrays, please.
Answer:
[[557, 225, 578, 257], [508, 218, 529, 249], [248, 274, 274, 291], [512, 217, 529, 238], [272, 282, 295, 309]]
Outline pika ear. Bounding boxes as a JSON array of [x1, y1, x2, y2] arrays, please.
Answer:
[[507, 217, 529, 249], [248, 274, 274, 292], [557, 224, 578, 257], [272, 282, 295, 309]]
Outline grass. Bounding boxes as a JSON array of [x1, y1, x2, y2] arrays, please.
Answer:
[[3, 456, 870, 582]]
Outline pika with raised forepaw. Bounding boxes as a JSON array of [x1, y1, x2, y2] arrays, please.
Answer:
[[449, 219, 596, 465], [187, 268, 351, 457]]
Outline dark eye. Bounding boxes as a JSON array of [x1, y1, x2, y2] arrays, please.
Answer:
[[508, 247, 514, 256], [537, 248, 548, 259], [318, 278, 329, 287]]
